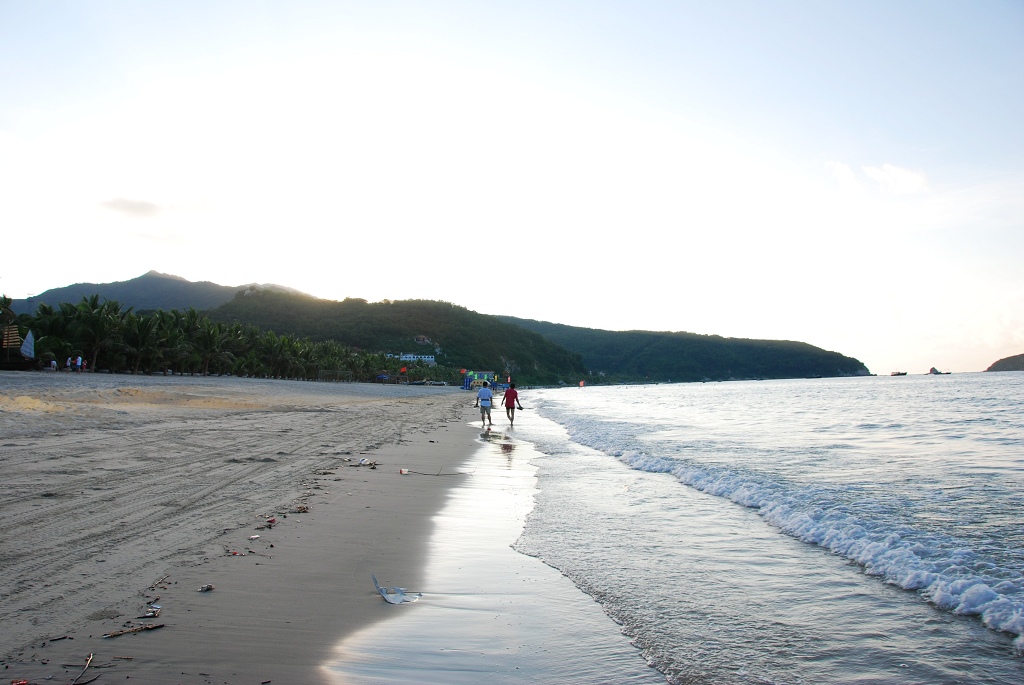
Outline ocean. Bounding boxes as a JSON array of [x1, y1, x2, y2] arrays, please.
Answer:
[[330, 372, 1023, 684]]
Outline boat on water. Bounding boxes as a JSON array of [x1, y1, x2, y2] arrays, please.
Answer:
[[891, 371, 907, 376], [927, 367, 951, 375]]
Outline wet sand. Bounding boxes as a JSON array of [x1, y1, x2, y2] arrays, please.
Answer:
[[0, 371, 476, 684]]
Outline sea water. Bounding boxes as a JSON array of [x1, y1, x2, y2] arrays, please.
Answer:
[[513, 372, 1024, 684], [329, 372, 1023, 684]]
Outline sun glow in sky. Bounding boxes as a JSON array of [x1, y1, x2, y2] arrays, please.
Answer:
[[2, 0, 1022, 374]]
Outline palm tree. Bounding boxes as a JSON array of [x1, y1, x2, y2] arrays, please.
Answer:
[[154, 310, 189, 374], [29, 303, 72, 366], [120, 313, 162, 374], [192, 320, 235, 376], [72, 296, 131, 370], [0, 295, 14, 326], [233, 349, 265, 378], [261, 331, 298, 379]]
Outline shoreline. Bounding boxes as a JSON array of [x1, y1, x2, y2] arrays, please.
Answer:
[[0, 371, 478, 684], [325, 421, 663, 685]]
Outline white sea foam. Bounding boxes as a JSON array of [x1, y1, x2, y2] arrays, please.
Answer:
[[535, 377, 1024, 651]]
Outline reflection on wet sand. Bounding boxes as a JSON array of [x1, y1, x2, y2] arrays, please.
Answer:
[[480, 429, 518, 463]]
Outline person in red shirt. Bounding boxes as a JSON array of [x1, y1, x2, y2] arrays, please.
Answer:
[[503, 383, 524, 426]]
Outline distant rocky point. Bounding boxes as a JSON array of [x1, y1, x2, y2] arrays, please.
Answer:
[[986, 353, 1024, 372]]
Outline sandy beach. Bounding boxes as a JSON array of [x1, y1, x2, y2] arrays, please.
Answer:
[[0, 371, 476, 684]]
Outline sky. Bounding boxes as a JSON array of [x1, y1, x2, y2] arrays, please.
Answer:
[[1, 0, 1022, 374]]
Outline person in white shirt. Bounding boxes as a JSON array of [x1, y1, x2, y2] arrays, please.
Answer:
[[474, 381, 494, 427]]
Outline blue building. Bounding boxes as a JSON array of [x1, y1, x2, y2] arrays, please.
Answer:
[[462, 370, 500, 390]]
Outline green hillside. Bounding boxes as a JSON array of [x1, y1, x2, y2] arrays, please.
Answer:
[[207, 289, 587, 385], [497, 316, 870, 381]]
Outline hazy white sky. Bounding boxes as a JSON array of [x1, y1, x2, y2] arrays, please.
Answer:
[[2, 1, 1022, 374]]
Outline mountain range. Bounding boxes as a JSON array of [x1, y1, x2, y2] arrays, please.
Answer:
[[8, 272, 872, 382], [9, 271, 300, 315]]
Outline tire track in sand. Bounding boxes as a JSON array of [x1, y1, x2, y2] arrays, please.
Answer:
[[0, 393, 465, 658]]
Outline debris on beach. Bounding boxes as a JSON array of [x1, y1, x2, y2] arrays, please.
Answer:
[[102, 624, 164, 638], [349, 458, 379, 469], [396, 467, 472, 477], [371, 574, 422, 604], [198, 584, 215, 592], [255, 514, 277, 530], [149, 574, 171, 590], [249, 534, 261, 540], [137, 607, 161, 618]]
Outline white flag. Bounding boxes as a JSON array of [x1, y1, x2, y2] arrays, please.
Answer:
[[20, 330, 34, 359]]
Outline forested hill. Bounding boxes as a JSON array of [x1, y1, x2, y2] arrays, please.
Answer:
[[207, 289, 587, 385], [497, 316, 870, 381]]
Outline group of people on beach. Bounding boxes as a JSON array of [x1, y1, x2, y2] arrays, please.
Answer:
[[474, 381, 524, 427], [62, 355, 85, 372]]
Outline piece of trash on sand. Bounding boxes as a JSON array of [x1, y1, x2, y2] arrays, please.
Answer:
[[399, 468, 409, 475], [249, 535, 260, 540], [371, 574, 422, 604], [198, 584, 215, 592]]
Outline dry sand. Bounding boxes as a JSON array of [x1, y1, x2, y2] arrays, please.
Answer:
[[0, 371, 477, 684]]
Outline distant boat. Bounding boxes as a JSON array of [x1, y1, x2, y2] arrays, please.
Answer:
[[927, 367, 950, 375], [890, 371, 907, 376]]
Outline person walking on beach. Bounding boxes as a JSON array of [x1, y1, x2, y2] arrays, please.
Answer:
[[75, 355, 82, 373], [503, 383, 524, 426], [475, 381, 494, 427]]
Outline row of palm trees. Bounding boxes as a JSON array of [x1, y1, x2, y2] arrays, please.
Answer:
[[3, 295, 455, 382]]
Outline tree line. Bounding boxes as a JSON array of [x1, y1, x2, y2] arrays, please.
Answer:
[[1, 294, 460, 383]]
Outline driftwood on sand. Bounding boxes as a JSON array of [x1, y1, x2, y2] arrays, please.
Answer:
[[69, 652, 94, 685], [102, 624, 166, 638]]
